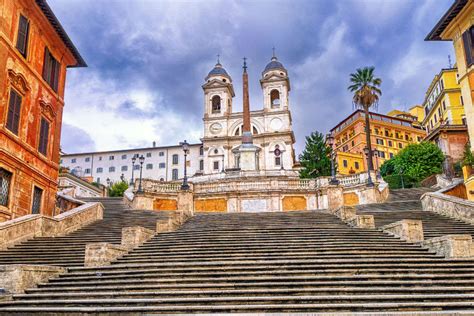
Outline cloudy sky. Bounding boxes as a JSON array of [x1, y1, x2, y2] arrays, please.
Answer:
[[51, 0, 454, 155]]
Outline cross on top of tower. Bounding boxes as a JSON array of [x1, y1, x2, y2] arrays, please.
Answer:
[[243, 57, 247, 72], [217, 54, 220, 64]]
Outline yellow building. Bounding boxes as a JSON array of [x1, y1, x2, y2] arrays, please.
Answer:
[[421, 68, 468, 162], [409, 105, 425, 123], [426, 0, 474, 200], [331, 110, 426, 175]]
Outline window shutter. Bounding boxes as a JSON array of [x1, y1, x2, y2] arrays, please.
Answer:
[[53, 61, 60, 92], [13, 92, 22, 134], [38, 118, 49, 155], [6, 90, 16, 132], [43, 48, 50, 82], [463, 29, 473, 66]]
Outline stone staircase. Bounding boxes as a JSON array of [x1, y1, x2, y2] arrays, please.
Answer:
[[0, 197, 166, 267], [357, 188, 474, 239], [2, 210, 474, 313]]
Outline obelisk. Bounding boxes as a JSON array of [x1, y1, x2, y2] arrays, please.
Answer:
[[238, 57, 260, 171]]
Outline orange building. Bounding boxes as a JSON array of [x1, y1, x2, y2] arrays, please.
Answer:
[[0, 0, 86, 221], [330, 110, 426, 175]]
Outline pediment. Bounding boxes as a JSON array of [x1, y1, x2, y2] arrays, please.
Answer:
[[8, 69, 30, 95], [39, 100, 56, 121]]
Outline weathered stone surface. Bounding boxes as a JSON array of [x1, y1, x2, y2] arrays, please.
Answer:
[[0, 202, 103, 250], [177, 191, 194, 214], [195, 198, 227, 212], [348, 215, 375, 229], [84, 243, 127, 267], [422, 235, 473, 258], [343, 192, 359, 206], [327, 186, 344, 212], [335, 206, 357, 221], [0, 265, 65, 294], [381, 219, 424, 243], [422, 192, 474, 225], [282, 196, 307, 211], [121, 226, 155, 250], [241, 199, 268, 213], [153, 198, 178, 211], [131, 194, 154, 210]]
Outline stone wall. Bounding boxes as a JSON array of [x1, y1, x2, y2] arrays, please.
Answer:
[[421, 192, 474, 225], [381, 219, 424, 243], [422, 235, 473, 258], [195, 198, 227, 212], [0, 265, 65, 294], [153, 198, 178, 211], [282, 196, 307, 211], [0, 202, 103, 250]]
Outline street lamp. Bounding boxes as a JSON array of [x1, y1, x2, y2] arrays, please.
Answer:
[[137, 155, 145, 193], [326, 133, 339, 185], [180, 140, 190, 190], [130, 155, 137, 186], [363, 147, 374, 187], [373, 151, 381, 180]]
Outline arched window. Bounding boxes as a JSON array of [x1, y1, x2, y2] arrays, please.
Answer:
[[252, 126, 259, 135], [199, 146, 204, 156], [270, 89, 280, 108], [212, 95, 221, 113], [234, 126, 241, 136]]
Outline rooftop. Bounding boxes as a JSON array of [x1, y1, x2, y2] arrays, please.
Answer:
[[425, 0, 468, 41]]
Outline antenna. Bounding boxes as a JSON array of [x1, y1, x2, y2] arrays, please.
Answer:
[[448, 55, 452, 68], [272, 46, 276, 58], [217, 54, 220, 64]]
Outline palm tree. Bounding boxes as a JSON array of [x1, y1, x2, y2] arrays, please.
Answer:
[[348, 66, 382, 172]]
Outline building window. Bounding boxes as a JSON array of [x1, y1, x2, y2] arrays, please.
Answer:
[[98, 156, 102, 161], [378, 151, 386, 159], [343, 160, 348, 168], [389, 153, 394, 159], [159, 151, 164, 157], [109, 156, 114, 160], [146, 153, 152, 158], [199, 160, 204, 171], [398, 143, 403, 149], [71, 158, 76, 163], [461, 95, 464, 106], [42, 47, 60, 92], [275, 156, 281, 166], [388, 140, 393, 147], [38, 117, 50, 156], [213, 161, 220, 170], [172, 154, 179, 165], [384, 130, 389, 137], [442, 101, 446, 110], [146, 163, 153, 170], [134, 165, 140, 170], [159, 163, 165, 169], [109, 167, 115, 172], [121, 154, 127, 160], [462, 116, 467, 125], [376, 138, 384, 145], [199, 146, 204, 156], [121, 166, 128, 171], [172, 169, 179, 180], [354, 162, 359, 170], [212, 95, 221, 113], [31, 186, 43, 214], [462, 26, 474, 66], [85, 157, 90, 162], [342, 145, 349, 152], [0, 168, 13, 207], [16, 14, 29, 57], [97, 167, 103, 173], [6, 89, 22, 135], [270, 89, 280, 108], [84, 168, 91, 174]]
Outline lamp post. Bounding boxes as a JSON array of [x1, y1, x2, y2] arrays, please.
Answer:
[[374, 151, 381, 180], [326, 133, 339, 185], [399, 167, 405, 189], [137, 155, 145, 193], [180, 140, 190, 190], [363, 147, 374, 187], [106, 178, 111, 197], [130, 155, 137, 186]]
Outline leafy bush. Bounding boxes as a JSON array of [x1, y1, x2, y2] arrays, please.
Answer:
[[462, 143, 474, 167], [108, 181, 129, 197], [383, 174, 418, 189], [380, 159, 396, 177]]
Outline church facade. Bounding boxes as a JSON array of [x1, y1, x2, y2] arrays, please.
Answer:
[[60, 54, 298, 184], [201, 55, 296, 175]]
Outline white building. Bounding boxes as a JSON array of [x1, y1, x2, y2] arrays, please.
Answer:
[[61, 53, 298, 184]]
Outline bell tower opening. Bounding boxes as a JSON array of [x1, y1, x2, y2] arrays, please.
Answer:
[[270, 89, 280, 108], [212, 95, 221, 113]]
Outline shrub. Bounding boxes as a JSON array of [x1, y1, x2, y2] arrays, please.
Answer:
[[108, 181, 129, 197], [383, 174, 418, 189]]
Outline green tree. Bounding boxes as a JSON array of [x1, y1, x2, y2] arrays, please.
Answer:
[[380, 142, 444, 188], [299, 131, 332, 178], [348, 66, 382, 171], [108, 181, 129, 197], [462, 143, 474, 167]]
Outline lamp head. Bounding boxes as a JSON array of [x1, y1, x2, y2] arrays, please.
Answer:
[[139, 155, 145, 164], [325, 133, 334, 147], [180, 140, 190, 152]]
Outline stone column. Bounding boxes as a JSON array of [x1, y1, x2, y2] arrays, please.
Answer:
[[326, 185, 344, 212]]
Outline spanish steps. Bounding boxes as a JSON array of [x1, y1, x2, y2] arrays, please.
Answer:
[[0, 189, 474, 313], [0, 197, 166, 267]]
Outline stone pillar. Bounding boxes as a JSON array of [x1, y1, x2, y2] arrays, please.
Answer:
[[84, 243, 128, 267], [350, 215, 375, 229], [132, 193, 154, 210], [335, 206, 356, 221], [381, 219, 424, 243], [327, 185, 344, 212], [422, 235, 473, 258], [0, 265, 65, 294], [177, 190, 194, 215], [121, 226, 155, 250]]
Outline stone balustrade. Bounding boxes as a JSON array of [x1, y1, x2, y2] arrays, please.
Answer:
[[381, 219, 424, 243], [0, 202, 103, 250], [422, 235, 473, 259], [421, 191, 474, 225]]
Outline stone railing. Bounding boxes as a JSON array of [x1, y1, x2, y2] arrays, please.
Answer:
[[421, 191, 474, 225], [138, 179, 182, 193], [0, 202, 103, 250]]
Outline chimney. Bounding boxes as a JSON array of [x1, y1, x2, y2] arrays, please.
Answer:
[[152, 141, 156, 147]]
